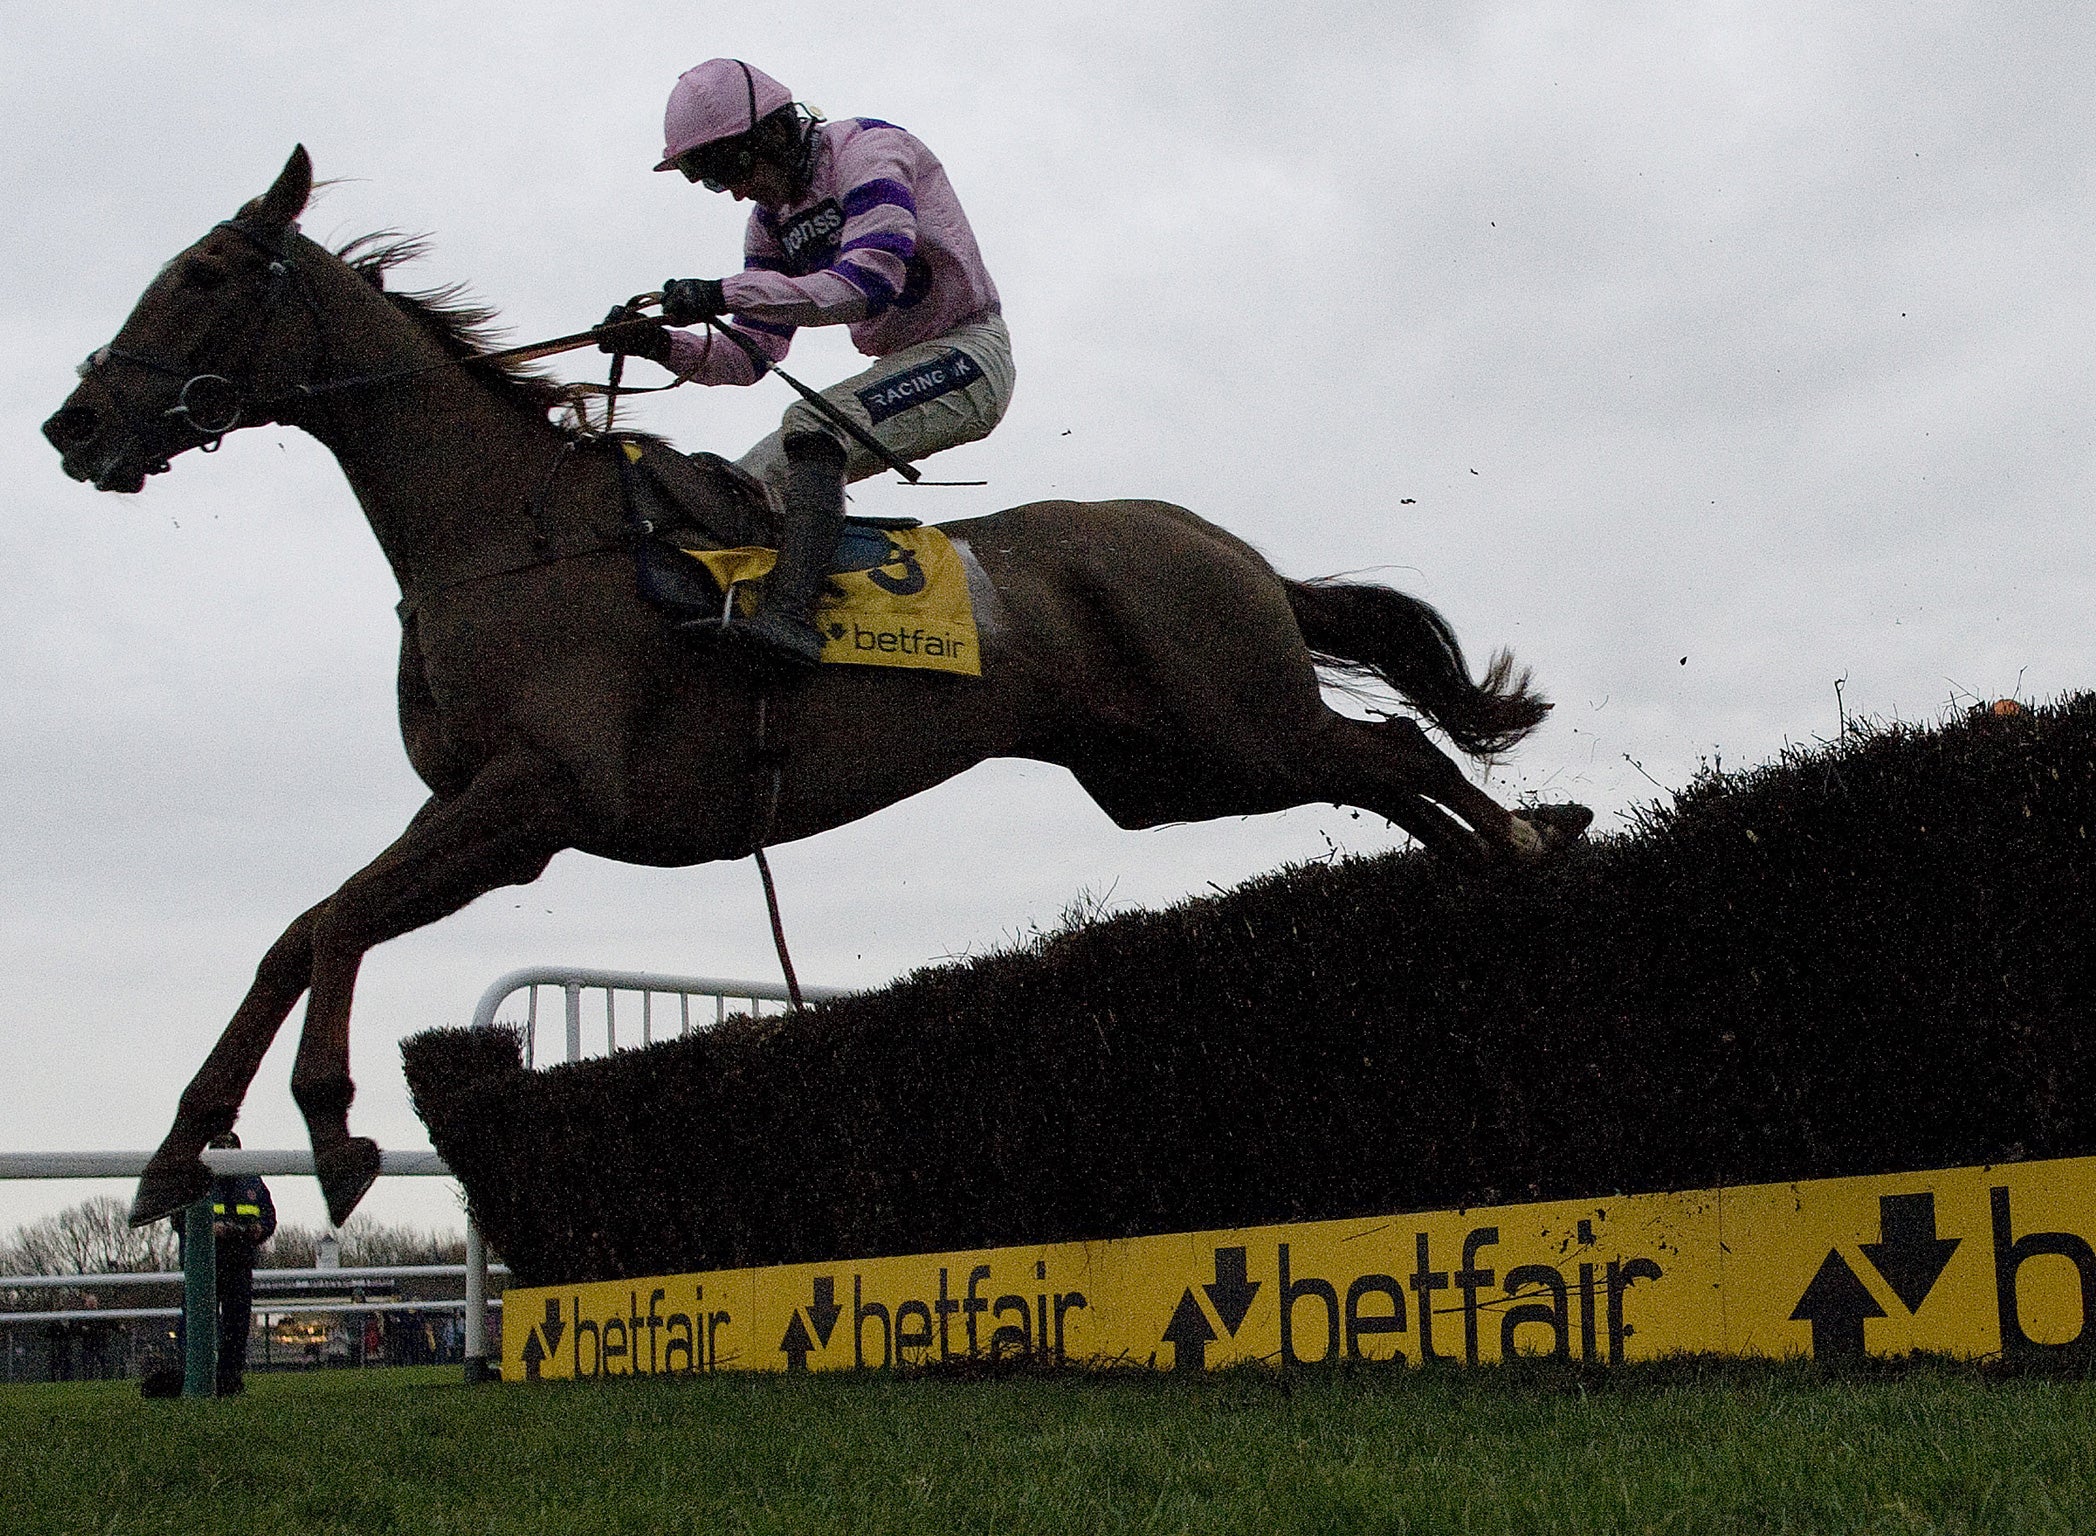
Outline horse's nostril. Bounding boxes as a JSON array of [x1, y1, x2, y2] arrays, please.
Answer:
[[43, 404, 99, 450]]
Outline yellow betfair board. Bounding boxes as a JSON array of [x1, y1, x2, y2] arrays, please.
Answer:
[[503, 1154, 2096, 1380]]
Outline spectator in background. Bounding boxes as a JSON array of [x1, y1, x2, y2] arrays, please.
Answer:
[[147, 1131, 276, 1397], [44, 1318, 75, 1382], [202, 1132, 275, 1394]]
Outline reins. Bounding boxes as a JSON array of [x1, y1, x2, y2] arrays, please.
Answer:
[[695, 317, 987, 488], [87, 222, 974, 494]]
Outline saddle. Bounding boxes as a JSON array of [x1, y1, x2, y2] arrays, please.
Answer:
[[616, 440, 920, 629]]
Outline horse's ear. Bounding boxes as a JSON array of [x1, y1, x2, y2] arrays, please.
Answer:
[[238, 145, 313, 230]]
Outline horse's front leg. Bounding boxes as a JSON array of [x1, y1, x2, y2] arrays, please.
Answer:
[[130, 901, 330, 1225], [129, 793, 482, 1226], [285, 753, 582, 1224]]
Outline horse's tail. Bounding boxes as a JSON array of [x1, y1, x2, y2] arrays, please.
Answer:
[[1284, 576, 1551, 757]]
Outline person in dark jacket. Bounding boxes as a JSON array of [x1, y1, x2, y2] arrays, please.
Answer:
[[153, 1131, 277, 1397]]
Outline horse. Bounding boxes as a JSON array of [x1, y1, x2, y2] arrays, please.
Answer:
[[42, 148, 1591, 1229]]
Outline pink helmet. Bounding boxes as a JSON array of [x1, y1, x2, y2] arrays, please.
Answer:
[[655, 59, 795, 172]]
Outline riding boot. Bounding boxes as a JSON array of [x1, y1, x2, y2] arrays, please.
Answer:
[[728, 431, 849, 672]]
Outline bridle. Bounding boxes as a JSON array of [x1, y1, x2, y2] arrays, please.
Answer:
[[78, 216, 691, 470], [78, 219, 317, 456], [76, 216, 456, 460]]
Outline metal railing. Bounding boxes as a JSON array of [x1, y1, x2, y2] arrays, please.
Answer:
[[470, 965, 854, 1067], [0, 1149, 448, 1181], [0, 1146, 498, 1385], [1, 1261, 512, 1332], [2, 1261, 501, 1292], [6, 969, 853, 1388], [2, 1298, 500, 1325]]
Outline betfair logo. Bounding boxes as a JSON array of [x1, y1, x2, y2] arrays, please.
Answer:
[[846, 624, 967, 659]]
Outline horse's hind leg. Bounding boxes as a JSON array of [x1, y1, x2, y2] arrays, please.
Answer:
[[1368, 716, 1594, 855], [287, 754, 579, 1224], [1329, 753, 1492, 861], [1307, 712, 1544, 859]]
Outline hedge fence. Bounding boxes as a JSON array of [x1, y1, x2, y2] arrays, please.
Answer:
[[406, 695, 2096, 1288]]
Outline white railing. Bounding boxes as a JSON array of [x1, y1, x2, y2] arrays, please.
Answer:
[[0, 1261, 512, 1328], [470, 965, 854, 1067], [0, 1146, 499, 1381], [6, 968, 853, 1384], [0, 1149, 448, 1180], [2, 1299, 500, 1325], [2, 1262, 503, 1291]]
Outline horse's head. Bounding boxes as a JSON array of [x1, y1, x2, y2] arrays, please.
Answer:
[[43, 146, 318, 493]]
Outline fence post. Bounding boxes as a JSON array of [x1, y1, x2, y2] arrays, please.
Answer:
[[463, 1218, 491, 1383], [181, 1197, 216, 1398]]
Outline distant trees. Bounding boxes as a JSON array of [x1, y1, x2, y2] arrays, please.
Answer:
[[0, 1196, 177, 1277], [1, 1198, 465, 1279], [262, 1219, 466, 1269]]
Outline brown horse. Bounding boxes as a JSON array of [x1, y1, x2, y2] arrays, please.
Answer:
[[43, 148, 1589, 1228]]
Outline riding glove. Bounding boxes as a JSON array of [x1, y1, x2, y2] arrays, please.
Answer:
[[595, 306, 675, 365], [660, 278, 728, 326]]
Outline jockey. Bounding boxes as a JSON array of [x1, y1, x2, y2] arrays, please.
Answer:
[[598, 59, 1014, 671]]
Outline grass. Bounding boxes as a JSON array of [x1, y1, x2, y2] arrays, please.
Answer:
[[3, 1357, 2092, 1535]]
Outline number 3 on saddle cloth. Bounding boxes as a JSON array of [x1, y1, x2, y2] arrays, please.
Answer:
[[622, 442, 981, 677]]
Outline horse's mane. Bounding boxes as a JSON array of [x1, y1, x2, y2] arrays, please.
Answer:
[[332, 232, 581, 435]]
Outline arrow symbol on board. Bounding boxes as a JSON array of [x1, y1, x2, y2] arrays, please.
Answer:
[[807, 1277, 842, 1348], [1203, 1247, 1260, 1336], [779, 1311, 815, 1373], [1162, 1289, 1217, 1372], [1859, 1194, 1960, 1313], [539, 1298, 566, 1357], [521, 1329, 547, 1380], [1790, 1250, 1885, 1359]]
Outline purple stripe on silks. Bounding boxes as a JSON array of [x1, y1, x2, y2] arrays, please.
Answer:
[[743, 254, 792, 274], [851, 117, 903, 133], [841, 179, 917, 219], [734, 316, 798, 340], [831, 259, 898, 304], [831, 259, 899, 317], [840, 230, 916, 260]]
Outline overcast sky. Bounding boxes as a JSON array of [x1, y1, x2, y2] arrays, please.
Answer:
[[3, 3, 2090, 1237]]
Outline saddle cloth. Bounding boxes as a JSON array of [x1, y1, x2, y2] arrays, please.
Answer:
[[617, 439, 979, 676], [683, 527, 981, 677]]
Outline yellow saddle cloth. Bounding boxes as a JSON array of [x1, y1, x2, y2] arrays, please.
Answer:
[[682, 526, 981, 677]]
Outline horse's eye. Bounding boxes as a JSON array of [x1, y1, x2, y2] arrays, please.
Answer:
[[182, 261, 229, 291]]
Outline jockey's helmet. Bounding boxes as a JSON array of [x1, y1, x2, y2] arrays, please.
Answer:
[[656, 59, 794, 178]]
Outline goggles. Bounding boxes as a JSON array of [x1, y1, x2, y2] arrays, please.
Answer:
[[675, 137, 753, 192]]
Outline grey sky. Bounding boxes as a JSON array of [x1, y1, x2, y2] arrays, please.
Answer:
[[3, 2, 2090, 1235]]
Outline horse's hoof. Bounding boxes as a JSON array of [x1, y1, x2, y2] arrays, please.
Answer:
[[1514, 802, 1595, 853], [317, 1137, 382, 1226], [131, 1155, 210, 1228]]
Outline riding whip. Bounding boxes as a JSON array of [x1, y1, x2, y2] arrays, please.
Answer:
[[718, 322, 987, 486], [695, 318, 932, 484]]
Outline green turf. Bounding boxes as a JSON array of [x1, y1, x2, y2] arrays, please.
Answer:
[[3, 1359, 2092, 1535]]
